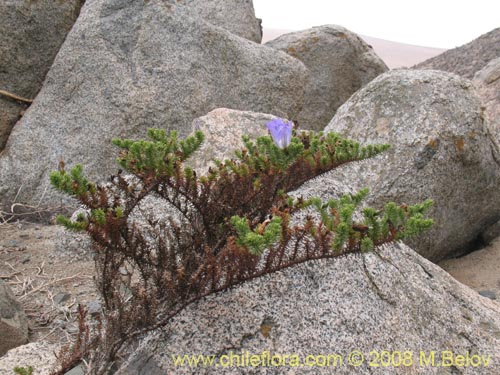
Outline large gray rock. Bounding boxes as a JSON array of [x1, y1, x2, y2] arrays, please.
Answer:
[[182, 0, 262, 43], [0, 280, 29, 356], [316, 69, 500, 261], [0, 342, 58, 375], [117, 242, 500, 374], [473, 58, 500, 243], [474, 57, 500, 153], [0, 101, 25, 153], [187, 108, 275, 175], [266, 25, 388, 131], [414, 28, 500, 79], [0, 0, 84, 151], [0, 0, 308, 209]]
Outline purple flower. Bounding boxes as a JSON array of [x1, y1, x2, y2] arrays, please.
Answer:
[[266, 118, 293, 149]]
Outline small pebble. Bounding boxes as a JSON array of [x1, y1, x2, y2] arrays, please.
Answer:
[[478, 290, 496, 300], [66, 325, 79, 334], [87, 300, 102, 316], [64, 364, 85, 375], [53, 319, 67, 327], [54, 292, 71, 305]]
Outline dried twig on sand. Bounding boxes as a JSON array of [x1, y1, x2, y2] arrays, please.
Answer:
[[19, 273, 86, 300], [0, 89, 33, 104]]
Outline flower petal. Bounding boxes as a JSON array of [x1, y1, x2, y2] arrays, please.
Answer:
[[266, 118, 293, 149]]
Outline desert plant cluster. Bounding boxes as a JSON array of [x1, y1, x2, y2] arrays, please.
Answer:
[[49, 120, 433, 374]]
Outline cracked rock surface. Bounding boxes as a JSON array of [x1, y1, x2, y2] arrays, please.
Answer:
[[180, 0, 262, 43], [414, 27, 500, 79], [266, 25, 388, 131], [320, 69, 500, 261], [474, 57, 500, 156], [0, 0, 84, 151], [0, 0, 307, 208], [117, 242, 500, 374], [0, 281, 28, 356]]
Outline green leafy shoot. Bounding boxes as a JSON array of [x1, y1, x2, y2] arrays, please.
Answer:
[[230, 216, 283, 255], [50, 164, 94, 197], [56, 214, 88, 231], [112, 129, 204, 175], [363, 199, 434, 248], [13, 366, 34, 375]]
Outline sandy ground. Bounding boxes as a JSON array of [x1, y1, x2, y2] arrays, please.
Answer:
[[0, 222, 96, 347], [438, 236, 500, 300]]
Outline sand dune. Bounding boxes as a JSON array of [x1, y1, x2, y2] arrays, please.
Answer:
[[262, 28, 446, 69]]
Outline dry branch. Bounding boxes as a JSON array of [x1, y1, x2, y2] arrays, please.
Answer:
[[19, 272, 85, 300], [0, 89, 33, 104]]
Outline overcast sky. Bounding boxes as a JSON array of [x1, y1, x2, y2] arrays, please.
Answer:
[[253, 0, 499, 49]]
